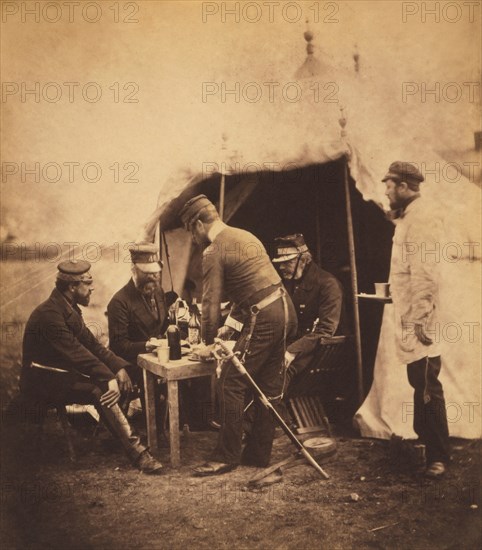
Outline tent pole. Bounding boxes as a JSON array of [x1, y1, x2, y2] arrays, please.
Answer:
[[315, 184, 321, 264], [156, 221, 163, 286], [343, 157, 364, 405], [219, 173, 226, 221]]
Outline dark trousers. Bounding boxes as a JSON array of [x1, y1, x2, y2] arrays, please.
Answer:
[[64, 381, 146, 463], [285, 352, 312, 387], [210, 296, 297, 467], [407, 355, 450, 464]]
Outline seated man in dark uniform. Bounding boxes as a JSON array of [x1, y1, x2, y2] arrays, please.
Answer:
[[271, 234, 345, 386], [20, 260, 163, 474], [107, 243, 170, 391]]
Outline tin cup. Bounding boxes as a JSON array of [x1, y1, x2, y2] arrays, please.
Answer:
[[374, 282, 390, 298], [157, 346, 170, 364]]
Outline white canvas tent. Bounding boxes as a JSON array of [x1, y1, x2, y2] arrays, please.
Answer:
[[143, 36, 481, 441], [3, 2, 479, 439]]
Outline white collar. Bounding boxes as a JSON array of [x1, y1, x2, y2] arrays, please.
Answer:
[[207, 219, 227, 242]]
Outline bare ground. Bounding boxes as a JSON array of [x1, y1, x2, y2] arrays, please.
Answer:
[[1, 259, 480, 549], [1, 413, 480, 550]]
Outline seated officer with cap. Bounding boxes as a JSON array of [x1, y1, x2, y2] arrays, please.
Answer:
[[20, 260, 163, 474], [271, 234, 345, 386], [107, 243, 170, 382]]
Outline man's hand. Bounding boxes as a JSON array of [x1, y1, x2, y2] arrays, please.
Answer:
[[100, 379, 121, 408], [116, 368, 133, 394], [284, 351, 296, 370], [414, 323, 433, 346], [146, 338, 162, 352], [216, 325, 236, 341]]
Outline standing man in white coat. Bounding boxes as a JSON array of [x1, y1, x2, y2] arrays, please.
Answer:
[[383, 161, 450, 478]]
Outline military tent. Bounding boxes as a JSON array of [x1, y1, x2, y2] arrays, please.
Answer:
[[142, 35, 481, 441]]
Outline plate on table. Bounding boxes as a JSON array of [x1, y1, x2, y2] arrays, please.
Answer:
[[189, 353, 215, 362]]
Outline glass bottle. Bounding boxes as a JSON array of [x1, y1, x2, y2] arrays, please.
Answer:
[[188, 298, 201, 345]]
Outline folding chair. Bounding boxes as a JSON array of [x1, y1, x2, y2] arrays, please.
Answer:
[[286, 336, 354, 439]]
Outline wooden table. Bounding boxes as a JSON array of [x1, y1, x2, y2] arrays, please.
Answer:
[[137, 353, 216, 468]]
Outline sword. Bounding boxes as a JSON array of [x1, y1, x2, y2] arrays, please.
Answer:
[[213, 338, 329, 479]]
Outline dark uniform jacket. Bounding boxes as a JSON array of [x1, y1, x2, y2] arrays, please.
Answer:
[[202, 225, 282, 344], [107, 279, 169, 363], [286, 261, 345, 358], [21, 288, 128, 397]]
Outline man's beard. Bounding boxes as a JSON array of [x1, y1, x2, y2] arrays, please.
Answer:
[[389, 198, 403, 210], [77, 294, 90, 307], [141, 279, 160, 299]]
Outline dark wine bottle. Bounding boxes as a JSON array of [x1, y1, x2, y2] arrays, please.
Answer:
[[167, 324, 182, 360]]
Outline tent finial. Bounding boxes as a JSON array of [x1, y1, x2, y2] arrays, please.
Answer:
[[304, 18, 315, 56], [338, 105, 347, 136], [294, 20, 326, 79], [353, 44, 360, 74]]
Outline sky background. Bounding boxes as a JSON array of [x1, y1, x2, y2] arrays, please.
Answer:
[[1, 0, 480, 245]]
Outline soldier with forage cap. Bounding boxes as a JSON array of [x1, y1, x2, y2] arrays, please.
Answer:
[[383, 161, 450, 478], [20, 259, 163, 474], [271, 233, 345, 387], [107, 242, 171, 418], [179, 195, 297, 478], [107, 242, 170, 364]]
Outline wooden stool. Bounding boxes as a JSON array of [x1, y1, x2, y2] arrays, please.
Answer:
[[37, 403, 76, 462]]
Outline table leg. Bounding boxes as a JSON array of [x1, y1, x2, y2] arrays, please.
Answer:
[[210, 374, 217, 422], [167, 379, 180, 468], [143, 369, 159, 457]]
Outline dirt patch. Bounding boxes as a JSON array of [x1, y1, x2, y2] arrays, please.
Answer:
[[1, 415, 480, 550], [1, 259, 480, 548]]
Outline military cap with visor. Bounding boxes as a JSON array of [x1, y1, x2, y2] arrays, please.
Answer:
[[129, 242, 163, 273], [272, 233, 309, 263]]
